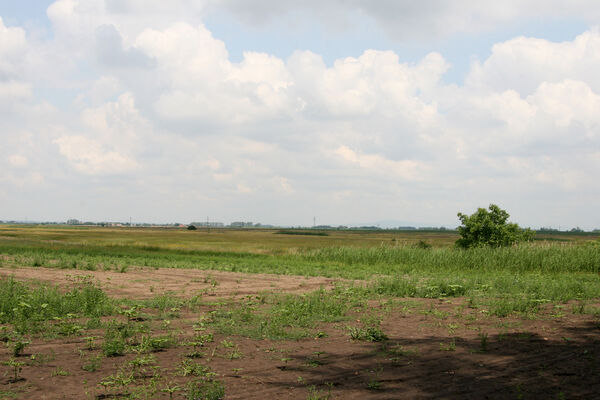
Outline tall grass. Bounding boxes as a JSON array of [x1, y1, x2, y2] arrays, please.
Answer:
[[2, 232, 600, 306], [301, 243, 600, 274], [0, 277, 114, 332]]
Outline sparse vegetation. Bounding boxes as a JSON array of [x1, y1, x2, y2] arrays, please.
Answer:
[[0, 225, 598, 399]]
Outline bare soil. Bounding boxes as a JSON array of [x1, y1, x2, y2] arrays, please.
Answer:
[[0, 266, 344, 299], [1, 266, 599, 399]]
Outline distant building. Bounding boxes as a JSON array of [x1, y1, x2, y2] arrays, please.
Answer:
[[229, 221, 254, 228], [191, 222, 225, 228]]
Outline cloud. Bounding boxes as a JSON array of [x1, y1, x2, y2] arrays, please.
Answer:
[[213, 1, 600, 40], [94, 24, 155, 69], [7, 155, 29, 168], [54, 135, 137, 175], [0, 81, 32, 108], [0, 17, 27, 79], [466, 29, 600, 95], [334, 146, 426, 181], [2, 2, 600, 227]]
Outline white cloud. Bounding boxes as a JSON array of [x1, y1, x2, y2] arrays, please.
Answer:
[[0, 17, 27, 77], [0, 81, 32, 105], [213, 1, 600, 40], [466, 29, 600, 95], [2, 2, 600, 227], [7, 155, 29, 168], [334, 146, 426, 181], [54, 135, 137, 175]]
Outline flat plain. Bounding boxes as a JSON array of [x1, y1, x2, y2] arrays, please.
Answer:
[[0, 225, 599, 399]]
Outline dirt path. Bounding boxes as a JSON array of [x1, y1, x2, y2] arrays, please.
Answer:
[[0, 266, 347, 299], [2, 266, 599, 399]]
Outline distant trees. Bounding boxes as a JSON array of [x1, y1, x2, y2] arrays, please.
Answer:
[[456, 204, 534, 248], [187, 225, 197, 230]]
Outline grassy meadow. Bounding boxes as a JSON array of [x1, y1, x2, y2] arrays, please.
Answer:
[[1, 225, 600, 307], [1, 225, 600, 398]]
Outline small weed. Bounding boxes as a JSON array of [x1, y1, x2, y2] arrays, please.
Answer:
[[51, 366, 69, 377], [83, 336, 97, 350], [177, 360, 214, 377], [306, 384, 331, 400], [82, 355, 102, 372], [305, 357, 323, 368], [439, 338, 456, 351], [479, 332, 489, 352], [349, 326, 387, 342], [137, 334, 175, 353], [2, 358, 26, 382], [11, 339, 30, 357], [29, 351, 55, 366], [98, 369, 134, 396], [227, 347, 243, 360], [367, 380, 382, 390], [184, 378, 225, 400], [161, 382, 181, 400], [102, 337, 126, 357]]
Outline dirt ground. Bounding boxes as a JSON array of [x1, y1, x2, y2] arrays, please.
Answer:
[[1, 266, 599, 399], [0, 266, 346, 300]]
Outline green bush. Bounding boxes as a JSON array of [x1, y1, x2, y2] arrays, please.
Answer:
[[456, 204, 534, 248]]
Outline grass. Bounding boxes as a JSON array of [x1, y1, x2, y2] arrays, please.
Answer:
[[208, 288, 357, 340], [0, 276, 114, 334], [276, 230, 329, 236], [0, 224, 598, 400], [1, 227, 600, 321]]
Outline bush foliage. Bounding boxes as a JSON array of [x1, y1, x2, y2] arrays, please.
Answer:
[[456, 204, 534, 248]]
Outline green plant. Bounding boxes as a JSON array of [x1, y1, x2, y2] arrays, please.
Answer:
[[161, 382, 181, 400], [367, 380, 382, 390], [83, 336, 97, 350], [306, 385, 331, 400], [177, 360, 213, 377], [98, 370, 134, 396], [349, 326, 387, 342], [227, 347, 243, 360], [102, 337, 126, 357], [136, 334, 175, 353], [456, 204, 534, 248], [11, 339, 30, 357], [184, 378, 225, 400], [2, 358, 25, 383], [413, 239, 432, 249], [51, 366, 69, 377], [439, 338, 456, 351], [82, 355, 102, 372], [479, 332, 489, 352]]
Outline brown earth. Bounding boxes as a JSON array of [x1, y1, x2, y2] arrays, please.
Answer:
[[1, 266, 599, 399], [0, 266, 346, 299]]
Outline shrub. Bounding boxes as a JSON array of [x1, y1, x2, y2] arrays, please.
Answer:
[[456, 204, 534, 248]]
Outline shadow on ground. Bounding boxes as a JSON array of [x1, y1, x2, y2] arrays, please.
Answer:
[[251, 321, 600, 399]]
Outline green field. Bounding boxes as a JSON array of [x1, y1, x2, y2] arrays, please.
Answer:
[[1, 225, 600, 399], [1, 225, 600, 308]]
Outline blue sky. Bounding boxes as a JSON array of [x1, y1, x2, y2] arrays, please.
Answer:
[[1, 1, 600, 228]]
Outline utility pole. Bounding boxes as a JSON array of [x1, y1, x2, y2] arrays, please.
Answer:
[[207, 216, 210, 234], [313, 216, 316, 228]]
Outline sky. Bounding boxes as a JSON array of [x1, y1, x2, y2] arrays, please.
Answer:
[[1, 1, 599, 229]]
